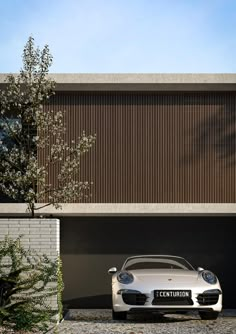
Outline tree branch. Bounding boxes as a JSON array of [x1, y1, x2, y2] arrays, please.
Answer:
[[34, 203, 53, 210]]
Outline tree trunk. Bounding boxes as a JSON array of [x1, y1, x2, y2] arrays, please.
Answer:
[[29, 203, 35, 218]]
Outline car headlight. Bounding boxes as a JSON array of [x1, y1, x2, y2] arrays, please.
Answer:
[[202, 271, 217, 285], [117, 271, 134, 284]]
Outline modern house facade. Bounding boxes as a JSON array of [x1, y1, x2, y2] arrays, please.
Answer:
[[0, 74, 236, 309]]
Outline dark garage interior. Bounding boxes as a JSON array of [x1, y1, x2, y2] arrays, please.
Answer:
[[61, 216, 236, 309]]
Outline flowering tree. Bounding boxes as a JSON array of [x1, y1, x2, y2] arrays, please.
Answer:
[[0, 37, 96, 217]]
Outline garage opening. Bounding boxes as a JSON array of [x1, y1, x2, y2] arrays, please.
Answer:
[[61, 216, 236, 309]]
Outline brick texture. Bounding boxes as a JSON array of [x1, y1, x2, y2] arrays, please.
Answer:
[[0, 218, 60, 312]]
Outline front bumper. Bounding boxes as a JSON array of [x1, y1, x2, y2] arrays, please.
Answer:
[[113, 288, 222, 313]]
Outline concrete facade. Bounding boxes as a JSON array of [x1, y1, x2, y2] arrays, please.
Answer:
[[0, 203, 236, 216], [1, 73, 236, 91]]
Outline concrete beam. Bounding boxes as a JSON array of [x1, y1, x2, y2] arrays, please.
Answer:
[[1, 73, 236, 91], [0, 203, 236, 217]]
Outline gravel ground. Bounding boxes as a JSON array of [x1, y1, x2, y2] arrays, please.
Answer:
[[47, 309, 236, 334], [1, 310, 235, 333], [0, 329, 41, 334]]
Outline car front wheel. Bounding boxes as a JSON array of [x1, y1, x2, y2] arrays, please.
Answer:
[[199, 311, 219, 320], [112, 309, 127, 320]]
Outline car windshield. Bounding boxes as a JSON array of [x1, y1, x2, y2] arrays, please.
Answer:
[[123, 256, 194, 271]]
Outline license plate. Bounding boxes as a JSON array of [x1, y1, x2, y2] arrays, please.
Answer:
[[154, 290, 191, 298]]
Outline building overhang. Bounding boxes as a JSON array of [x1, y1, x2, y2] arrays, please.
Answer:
[[0, 203, 236, 217], [0, 73, 236, 91]]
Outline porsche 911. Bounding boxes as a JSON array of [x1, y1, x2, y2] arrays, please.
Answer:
[[108, 255, 222, 320]]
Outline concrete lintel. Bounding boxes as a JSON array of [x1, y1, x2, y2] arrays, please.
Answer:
[[0, 203, 236, 217], [1, 73, 236, 91]]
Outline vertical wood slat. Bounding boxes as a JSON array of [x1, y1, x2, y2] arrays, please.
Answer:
[[41, 91, 236, 203]]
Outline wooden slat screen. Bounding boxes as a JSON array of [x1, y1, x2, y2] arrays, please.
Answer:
[[41, 91, 236, 203]]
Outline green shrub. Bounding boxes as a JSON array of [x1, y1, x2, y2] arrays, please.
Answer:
[[0, 235, 63, 332]]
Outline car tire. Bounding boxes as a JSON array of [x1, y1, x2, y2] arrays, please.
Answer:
[[112, 309, 127, 320], [199, 311, 219, 320]]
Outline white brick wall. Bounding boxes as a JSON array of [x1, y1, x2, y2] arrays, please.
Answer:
[[0, 218, 60, 255], [0, 218, 60, 313]]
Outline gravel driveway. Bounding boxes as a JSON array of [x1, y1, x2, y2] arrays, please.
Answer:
[[47, 309, 236, 334]]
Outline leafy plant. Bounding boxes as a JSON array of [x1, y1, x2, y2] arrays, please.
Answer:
[[0, 36, 96, 216], [0, 236, 62, 332], [57, 256, 64, 322]]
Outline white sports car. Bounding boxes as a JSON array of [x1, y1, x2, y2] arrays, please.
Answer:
[[108, 255, 222, 320]]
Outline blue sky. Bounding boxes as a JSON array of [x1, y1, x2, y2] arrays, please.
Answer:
[[0, 0, 236, 73]]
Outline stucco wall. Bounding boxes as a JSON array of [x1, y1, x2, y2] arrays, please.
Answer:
[[0, 218, 60, 311]]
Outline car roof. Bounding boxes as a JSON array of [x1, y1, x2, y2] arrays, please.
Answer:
[[122, 255, 194, 270], [125, 255, 186, 260]]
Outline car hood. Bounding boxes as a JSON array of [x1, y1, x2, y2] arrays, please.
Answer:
[[130, 269, 199, 284]]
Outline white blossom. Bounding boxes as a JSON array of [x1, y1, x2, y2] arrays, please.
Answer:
[[0, 36, 96, 217]]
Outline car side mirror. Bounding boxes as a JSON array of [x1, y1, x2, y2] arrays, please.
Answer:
[[108, 267, 117, 274], [197, 267, 204, 272]]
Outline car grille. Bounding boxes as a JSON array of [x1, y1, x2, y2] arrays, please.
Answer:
[[197, 293, 219, 305], [122, 293, 147, 305], [152, 297, 193, 306]]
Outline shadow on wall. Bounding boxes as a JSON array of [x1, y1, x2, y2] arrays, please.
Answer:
[[64, 295, 111, 309], [184, 104, 236, 166]]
